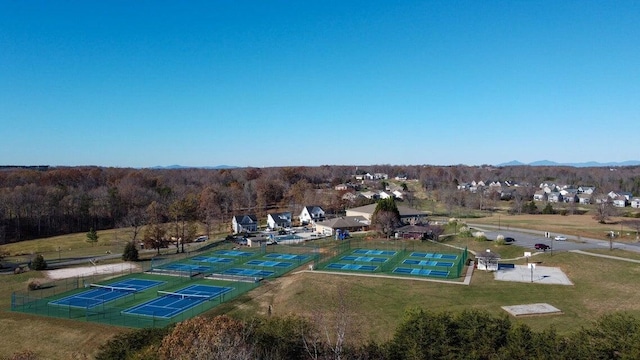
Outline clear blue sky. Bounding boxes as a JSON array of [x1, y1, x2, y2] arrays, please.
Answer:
[[1, 1, 639, 168]]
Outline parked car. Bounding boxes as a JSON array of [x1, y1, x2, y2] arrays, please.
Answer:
[[194, 235, 208, 243], [554, 235, 567, 241], [535, 243, 551, 251], [504, 237, 515, 243]]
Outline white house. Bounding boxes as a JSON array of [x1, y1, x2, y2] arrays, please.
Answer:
[[612, 196, 627, 208], [360, 191, 380, 200], [577, 194, 592, 205], [378, 191, 393, 199], [392, 190, 404, 199], [547, 192, 563, 203], [533, 190, 547, 202], [631, 198, 640, 209], [578, 186, 596, 194], [267, 212, 292, 229], [299, 205, 325, 224], [232, 214, 259, 234]]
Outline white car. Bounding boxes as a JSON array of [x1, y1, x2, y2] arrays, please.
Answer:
[[554, 235, 567, 241]]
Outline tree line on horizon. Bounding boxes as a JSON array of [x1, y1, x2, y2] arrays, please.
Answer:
[[1, 165, 640, 244]]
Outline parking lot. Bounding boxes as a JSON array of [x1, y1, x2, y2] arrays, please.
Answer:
[[470, 225, 631, 253]]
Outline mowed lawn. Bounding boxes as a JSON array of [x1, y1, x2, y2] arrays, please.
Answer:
[[0, 271, 127, 359], [3, 216, 640, 357], [469, 213, 640, 241], [216, 239, 640, 344]]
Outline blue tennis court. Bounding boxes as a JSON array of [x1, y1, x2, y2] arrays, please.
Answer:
[[353, 249, 397, 256], [191, 256, 234, 264], [403, 259, 454, 267], [215, 250, 253, 257], [245, 260, 292, 268], [222, 268, 275, 277], [160, 263, 211, 273], [410, 252, 458, 260], [265, 253, 308, 261], [393, 267, 450, 277], [122, 284, 233, 319], [341, 255, 388, 263], [326, 263, 378, 271], [49, 278, 164, 308]]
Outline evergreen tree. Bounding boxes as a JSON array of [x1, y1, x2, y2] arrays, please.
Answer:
[[30, 254, 47, 270], [542, 203, 555, 214], [122, 241, 139, 262], [371, 198, 401, 237], [86, 227, 99, 245]]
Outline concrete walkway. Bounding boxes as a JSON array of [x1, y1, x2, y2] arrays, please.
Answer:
[[569, 249, 640, 263]]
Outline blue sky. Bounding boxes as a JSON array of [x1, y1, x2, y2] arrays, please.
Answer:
[[1, 1, 639, 168]]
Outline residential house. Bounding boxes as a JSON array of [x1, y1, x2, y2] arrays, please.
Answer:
[[373, 173, 389, 180], [334, 183, 349, 191], [547, 192, 563, 203], [392, 190, 404, 199], [578, 186, 596, 195], [378, 191, 393, 199], [533, 190, 547, 202], [498, 188, 516, 201], [341, 192, 360, 202], [612, 196, 628, 208], [354, 173, 374, 181], [267, 212, 292, 230], [631, 198, 640, 209], [232, 214, 259, 234], [457, 182, 471, 191], [299, 205, 325, 225], [577, 194, 592, 205], [560, 189, 579, 203], [594, 196, 611, 204], [609, 191, 634, 201], [395, 174, 408, 181], [360, 191, 380, 200]]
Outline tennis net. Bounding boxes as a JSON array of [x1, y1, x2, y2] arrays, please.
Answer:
[[157, 290, 213, 301], [90, 284, 138, 293]]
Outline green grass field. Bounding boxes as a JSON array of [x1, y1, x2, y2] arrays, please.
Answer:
[[3, 217, 640, 358]]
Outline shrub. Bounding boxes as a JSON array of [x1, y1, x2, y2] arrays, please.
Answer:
[[30, 254, 47, 271], [28, 280, 41, 291]]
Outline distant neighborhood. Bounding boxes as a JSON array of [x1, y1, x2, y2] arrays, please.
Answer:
[[456, 180, 639, 208]]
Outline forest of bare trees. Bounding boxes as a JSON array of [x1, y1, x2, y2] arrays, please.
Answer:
[[1, 165, 640, 244]]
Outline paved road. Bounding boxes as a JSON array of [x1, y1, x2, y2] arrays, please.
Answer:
[[467, 223, 640, 254]]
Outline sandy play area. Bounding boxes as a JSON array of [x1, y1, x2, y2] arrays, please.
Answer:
[[45, 263, 140, 280]]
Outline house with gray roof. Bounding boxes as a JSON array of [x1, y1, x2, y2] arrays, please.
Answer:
[[267, 212, 292, 229], [299, 205, 325, 225], [232, 214, 259, 234]]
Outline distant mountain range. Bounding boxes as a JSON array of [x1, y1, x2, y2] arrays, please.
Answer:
[[497, 160, 640, 167], [150, 165, 239, 170]]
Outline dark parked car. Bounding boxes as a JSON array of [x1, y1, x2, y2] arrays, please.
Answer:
[[504, 237, 515, 243], [535, 243, 550, 251]]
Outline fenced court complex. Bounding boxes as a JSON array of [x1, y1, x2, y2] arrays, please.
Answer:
[[11, 242, 319, 328], [11, 238, 465, 328], [316, 239, 468, 280]]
